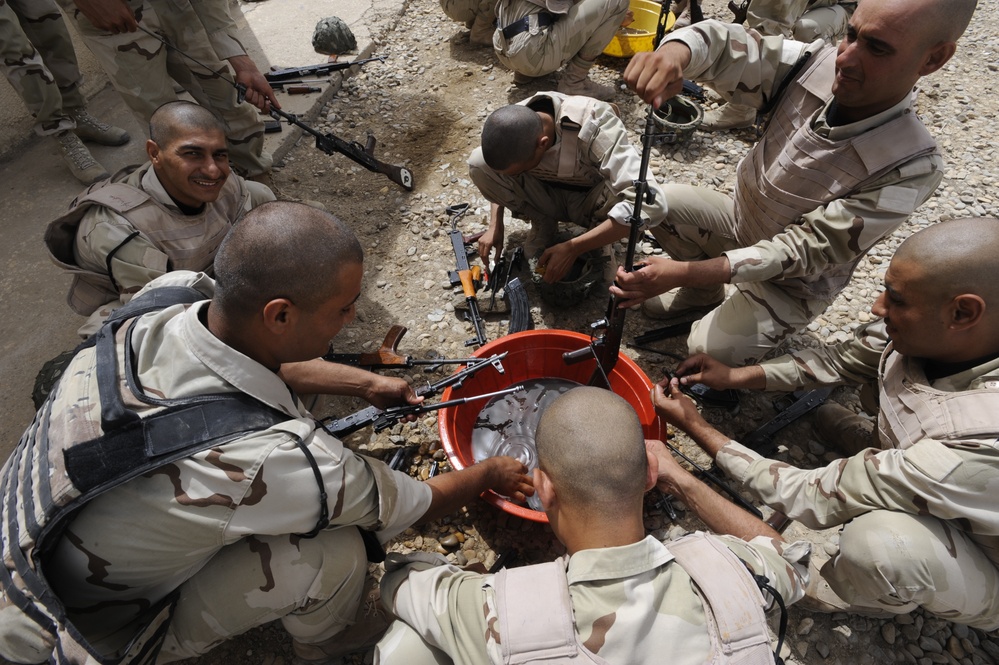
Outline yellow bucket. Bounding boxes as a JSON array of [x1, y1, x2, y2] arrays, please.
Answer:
[[603, 0, 674, 58]]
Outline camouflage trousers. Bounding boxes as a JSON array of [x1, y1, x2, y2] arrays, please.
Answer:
[[375, 621, 450, 665], [156, 527, 369, 662], [493, 0, 629, 76], [747, 0, 852, 42], [56, 0, 271, 177], [821, 511, 999, 631], [0, 0, 84, 136], [469, 147, 612, 249], [648, 184, 833, 366], [439, 0, 495, 25]]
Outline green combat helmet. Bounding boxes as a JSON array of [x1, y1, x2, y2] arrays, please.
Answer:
[[531, 249, 607, 308], [313, 16, 358, 55], [651, 95, 703, 145]]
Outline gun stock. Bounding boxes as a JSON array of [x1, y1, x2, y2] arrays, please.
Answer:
[[447, 208, 488, 347]]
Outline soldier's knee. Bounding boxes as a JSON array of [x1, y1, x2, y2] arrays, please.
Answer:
[[291, 527, 369, 604], [375, 621, 453, 665]]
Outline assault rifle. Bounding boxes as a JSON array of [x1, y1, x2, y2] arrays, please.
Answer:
[[740, 387, 835, 457], [264, 56, 386, 82], [324, 325, 478, 370], [320, 352, 507, 438], [447, 203, 488, 347], [131, 26, 413, 191], [561, 0, 676, 388]]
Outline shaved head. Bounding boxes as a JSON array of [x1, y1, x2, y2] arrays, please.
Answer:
[[481, 105, 543, 170], [535, 387, 647, 511], [894, 217, 999, 306], [213, 202, 363, 321], [903, 0, 977, 44], [149, 101, 225, 147]]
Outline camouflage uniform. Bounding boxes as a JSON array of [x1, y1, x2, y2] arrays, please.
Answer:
[[0, 0, 84, 136], [56, 0, 272, 177], [715, 329, 999, 630], [747, 0, 853, 42], [492, 0, 628, 77], [375, 533, 808, 664], [469, 92, 669, 246], [648, 21, 942, 365], [0, 272, 433, 663], [440, 0, 496, 26], [44, 162, 274, 336]]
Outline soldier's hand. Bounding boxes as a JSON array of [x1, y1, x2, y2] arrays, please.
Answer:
[[677, 353, 767, 391], [364, 375, 423, 414], [538, 241, 579, 284], [610, 257, 681, 308], [73, 0, 137, 33], [624, 42, 692, 108], [483, 457, 534, 503], [478, 225, 503, 267], [651, 376, 705, 431], [229, 55, 281, 112], [645, 439, 694, 495]]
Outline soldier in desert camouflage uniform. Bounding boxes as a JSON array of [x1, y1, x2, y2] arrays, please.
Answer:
[[439, 0, 497, 46], [0, 202, 534, 665], [375, 387, 808, 665], [57, 0, 275, 178], [657, 217, 999, 630], [491, 0, 630, 101], [44, 101, 274, 337], [0, 0, 129, 184], [616, 0, 976, 366]]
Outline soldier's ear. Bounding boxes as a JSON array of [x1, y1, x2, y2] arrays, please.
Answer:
[[261, 298, 297, 335], [645, 450, 659, 493], [534, 468, 557, 511], [949, 294, 985, 330], [146, 139, 161, 165]]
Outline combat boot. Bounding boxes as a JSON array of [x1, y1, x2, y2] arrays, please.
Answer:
[[557, 61, 616, 101], [813, 402, 877, 456], [699, 102, 756, 131], [469, 13, 496, 46], [641, 285, 725, 321], [55, 131, 110, 185], [69, 108, 130, 146], [671, 0, 691, 28], [291, 579, 389, 664]]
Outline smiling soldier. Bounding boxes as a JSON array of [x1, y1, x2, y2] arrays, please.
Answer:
[[44, 101, 276, 336]]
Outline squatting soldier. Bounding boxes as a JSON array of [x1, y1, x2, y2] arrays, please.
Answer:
[[492, 0, 630, 101], [703, 0, 856, 131], [617, 0, 977, 366], [45, 101, 275, 337], [57, 0, 276, 180], [0, 202, 534, 664], [376, 387, 808, 664], [658, 217, 999, 630], [0, 0, 129, 184], [470, 92, 669, 285], [439, 0, 496, 46]]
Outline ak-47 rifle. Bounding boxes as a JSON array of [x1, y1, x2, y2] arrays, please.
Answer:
[[323, 325, 478, 370], [447, 204, 488, 347], [264, 56, 386, 82], [132, 26, 413, 191], [320, 353, 508, 438], [562, 3, 672, 389], [740, 387, 835, 457]]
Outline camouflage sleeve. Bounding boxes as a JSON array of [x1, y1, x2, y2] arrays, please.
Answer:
[[188, 0, 245, 60], [722, 153, 944, 285], [587, 103, 669, 228], [715, 438, 999, 533], [662, 20, 811, 109], [713, 534, 810, 607], [381, 553, 497, 664], [759, 319, 888, 391], [73, 208, 169, 296]]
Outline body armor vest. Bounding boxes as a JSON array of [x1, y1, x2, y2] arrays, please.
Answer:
[[734, 46, 938, 300], [528, 93, 617, 190], [0, 288, 294, 665], [44, 164, 249, 316], [494, 533, 776, 665]]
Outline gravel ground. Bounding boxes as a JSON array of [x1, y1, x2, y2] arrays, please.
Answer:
[[173, 0, 999, 663]]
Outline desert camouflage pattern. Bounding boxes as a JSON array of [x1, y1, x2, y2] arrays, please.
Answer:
[[469, 92, 668, 244], [492, 0, 628, 76], [0, 0, 84, 136], [747, 0, 853, 42], [716, 347, 999, 630], [440, 0, 496, 25], [0, 277, 433, 663], [759, 319, 888, 390], [646, 22, 942, 364], [376, 533, 808, 665], [55, 0, 271, 177]]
